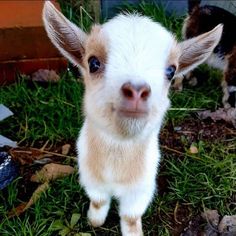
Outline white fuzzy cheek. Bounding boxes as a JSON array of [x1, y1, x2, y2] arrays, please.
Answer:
[[84, 90, 110, 126]]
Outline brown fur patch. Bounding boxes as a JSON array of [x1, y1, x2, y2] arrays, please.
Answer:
[[91, 200, 106, 210], [89, 218, 104, 228], [167, 43, 179, 68], [183, 7, 201, 39], [122, 216, 142, 235], [83, 25, 108, 81], [222, 47, 236, 107], [86, 125, 146, 184], [224, 46, 236, 86]]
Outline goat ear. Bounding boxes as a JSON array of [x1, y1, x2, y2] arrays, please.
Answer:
[[42, 1, 87, 67], [176, 24, 223, 76]]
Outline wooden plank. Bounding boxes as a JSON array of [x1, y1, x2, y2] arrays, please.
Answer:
[[0, 58, 68, 85]]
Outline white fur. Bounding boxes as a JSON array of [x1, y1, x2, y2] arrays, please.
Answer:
[[78, 121, 158, 211], [206, 53, 227, 70], [43, 2, 222, 235]]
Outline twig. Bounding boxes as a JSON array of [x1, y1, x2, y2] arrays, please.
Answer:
[[31, 148, 77, 162], [40, 140, 50, 151], [161, 145, 201, 160], [169, 108, 205, 111], [161, 145, 184, 155], [174, 201, 182, 224]]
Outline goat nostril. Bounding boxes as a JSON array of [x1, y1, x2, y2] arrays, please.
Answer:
[[140, 88, 150, 100], [121, 83, 135, 99], [122, 87, 134, 98], [121, 82, 151, 100]]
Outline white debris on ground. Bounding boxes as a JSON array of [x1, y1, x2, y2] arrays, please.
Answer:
[[198, 107, 236, 128], [0, 135, 17, 148], [182, 209, 236, 235], [31, 69, 60, 82], [0, 104, 13, 120], [0, 104, 17, 147]]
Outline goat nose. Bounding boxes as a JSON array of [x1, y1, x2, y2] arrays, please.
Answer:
[[121, 82, 151, 101]]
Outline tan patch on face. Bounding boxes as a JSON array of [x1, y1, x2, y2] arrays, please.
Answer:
[[167, 42, 179, 68], [83, 25, 108, 82], [166, 42, 179, 83], [85, 125, 146, 184], [122, 216, 142, 235]]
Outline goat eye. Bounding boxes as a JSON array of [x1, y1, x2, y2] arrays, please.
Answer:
[[88, 56, 100, 73], [165, 65, 176, 80]]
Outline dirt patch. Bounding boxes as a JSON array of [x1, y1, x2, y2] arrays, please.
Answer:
[[160, 118, 235, 152], [157, 118, 235, 235], [1, 118, 235, 235]]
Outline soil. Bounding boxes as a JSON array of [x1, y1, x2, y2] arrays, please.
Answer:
[[160, 118, 235, 152], [158, 118, 235, 235], [1, 118, 235, 235]]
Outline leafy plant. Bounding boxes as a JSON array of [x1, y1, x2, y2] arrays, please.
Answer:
[[50, 213, 91, 236]]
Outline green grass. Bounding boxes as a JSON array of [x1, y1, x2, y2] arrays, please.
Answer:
[[0, 74, 84, 146], [119, 1, 184, 38], [168, 65, 223, 121], [0, 1, 236, 235]]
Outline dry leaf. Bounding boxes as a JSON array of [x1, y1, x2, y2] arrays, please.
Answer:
[[62, 144, 71, 155], [198, 108, 236, 127], [201, 209, 219, 227], [218, 215, 236, 233], [30, 163, 75, 183], [10, 148, 52, 165], [25, 182, 49, 209], [8, 202, 27, 218], [8, 182, 49, 218], [31, 69, 60, 83]]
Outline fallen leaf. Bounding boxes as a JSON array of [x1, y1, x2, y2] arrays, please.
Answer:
[[218, 215, 236, 233], [62, 144, 71, 156], [8, 202, 27, 218], [30, 163, 75, 183], [10, 148, 52, 165], [198, 108, 236, 127], [25, 182, 49, 209], [31, 69, 60, 82], [8, 182, 49, 218], [201, 209, 219, 227]]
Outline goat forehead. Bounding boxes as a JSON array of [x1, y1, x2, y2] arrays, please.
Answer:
[[102, 15, 174, 71]]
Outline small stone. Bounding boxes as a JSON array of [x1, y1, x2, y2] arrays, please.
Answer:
[[62, 144, 71, 155]]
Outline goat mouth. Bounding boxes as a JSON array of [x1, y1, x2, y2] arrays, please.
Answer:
[[118, 108, 148, 118]]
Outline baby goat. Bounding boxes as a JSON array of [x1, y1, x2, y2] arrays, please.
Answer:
[[43, 2, 222, 235], [173, 0, 236, 108]]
